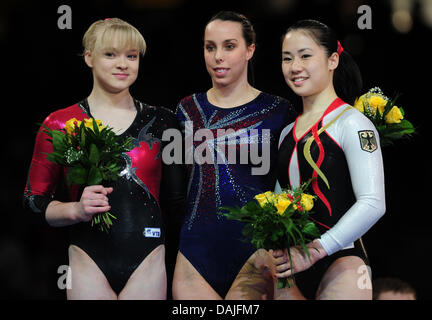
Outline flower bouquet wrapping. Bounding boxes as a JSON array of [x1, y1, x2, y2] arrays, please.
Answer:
[[354, 87, 415, 147], [218, 180, 320, 288], [41, 117, 133, 232]]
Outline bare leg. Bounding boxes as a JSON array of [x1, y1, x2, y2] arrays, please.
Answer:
[[172, 252, 222, 300], [316, 256, 372, 300], [225, 249, 274, 300], [67, 245, 117, 300], [273, 280, 306, 300], [118, 244, 167, 300]]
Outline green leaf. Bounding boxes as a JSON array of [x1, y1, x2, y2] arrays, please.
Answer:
[[38, 123, 54, 137], [382, 100, 393, 117], [277, 278, 287, 289], [87, 166, 103, 185], [302, 221, 320, 237], [88, 143, 100, 165], [291, 224, 305, 244], [67, 166, 87, 185], [92, 118, 100, 134], [46, 153, 66, 165], [52, 130, 67, 151], [80, 129, 86, 148], [107, 211, 117, 219], [398, 119, 414, 130]]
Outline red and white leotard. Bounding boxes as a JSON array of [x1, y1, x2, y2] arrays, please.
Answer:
[[275, 98, 386, 256]]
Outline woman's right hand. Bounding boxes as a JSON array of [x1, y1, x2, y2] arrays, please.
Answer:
[[270, 240, 327, 277], [75, 185, 113, 222]]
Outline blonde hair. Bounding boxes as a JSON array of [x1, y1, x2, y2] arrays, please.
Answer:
[[82, 18, 146, 56]]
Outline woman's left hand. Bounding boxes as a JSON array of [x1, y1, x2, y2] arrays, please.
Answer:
[[270, 239, 328, 278]]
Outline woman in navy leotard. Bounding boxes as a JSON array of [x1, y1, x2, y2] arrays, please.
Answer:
[[271, 20, 385, 299], [23, 18, 186, 299], [172, 11, 296, 299]]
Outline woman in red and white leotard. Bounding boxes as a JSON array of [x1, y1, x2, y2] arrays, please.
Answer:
[[271, 20, 385, 300]]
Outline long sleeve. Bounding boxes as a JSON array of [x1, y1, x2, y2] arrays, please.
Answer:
[[23, 113, 63, 225], [318, 111, 386, 255]]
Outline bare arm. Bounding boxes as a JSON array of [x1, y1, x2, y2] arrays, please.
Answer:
[[45, 185, 113, 227]]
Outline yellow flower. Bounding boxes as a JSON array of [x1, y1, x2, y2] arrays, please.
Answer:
[[367, 95, 387, 115], [354, 94, 366, 113], [275, 197, 292, 215], [264, 191, 277, 202], [64, 118, 81, 135], [301, 193, 315, 211], [385, 106, 404, 124], [354, 93, 387, 115], [254, 191, 274, 207], [84, 118, 105, 131]]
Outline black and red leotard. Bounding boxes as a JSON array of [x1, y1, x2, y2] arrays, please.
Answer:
[[23, 99, 186, 294]]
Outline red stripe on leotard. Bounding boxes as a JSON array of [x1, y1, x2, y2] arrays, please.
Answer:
[[311, 124, 333, 216]]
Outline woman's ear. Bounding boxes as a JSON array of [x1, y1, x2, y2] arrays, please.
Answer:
[[84, 50, 93, 68], [246, 43, 256, 61], [328, 52, 339, 71]]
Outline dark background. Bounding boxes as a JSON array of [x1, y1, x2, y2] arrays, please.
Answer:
[[1, 0, 431, 299]]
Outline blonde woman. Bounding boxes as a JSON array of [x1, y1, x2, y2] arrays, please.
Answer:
[[23, 18, 186, 299]]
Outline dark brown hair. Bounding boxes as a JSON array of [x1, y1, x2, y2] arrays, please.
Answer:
[[373, 277, 417, 299]]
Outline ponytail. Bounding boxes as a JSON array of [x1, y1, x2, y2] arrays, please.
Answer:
[[334, 50, 362, 105]]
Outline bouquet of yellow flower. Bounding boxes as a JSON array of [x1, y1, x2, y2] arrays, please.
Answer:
[[41, 117, 133, 232], [218, 180, 320, 288], [354, 87, 415, 147]]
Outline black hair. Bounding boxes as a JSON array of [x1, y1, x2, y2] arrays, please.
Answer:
[[282, 19, 362, 105], [373, 277, 416, 299], [205, 11, 256, 85]]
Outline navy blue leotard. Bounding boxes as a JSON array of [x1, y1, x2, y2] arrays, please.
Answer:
[[176, 92, 296, 297]]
